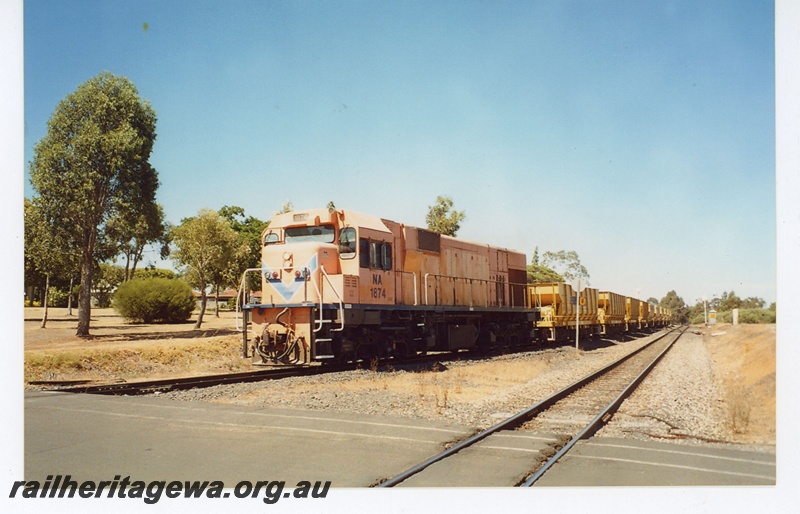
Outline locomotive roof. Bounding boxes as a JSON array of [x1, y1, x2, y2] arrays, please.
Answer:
[[269, 208, 392, 233]]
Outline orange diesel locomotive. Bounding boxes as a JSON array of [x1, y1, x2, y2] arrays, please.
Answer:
[[240, 208, 532, 364]]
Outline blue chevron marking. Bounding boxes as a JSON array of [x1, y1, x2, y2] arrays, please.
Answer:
[[262, 254, 318, 303]]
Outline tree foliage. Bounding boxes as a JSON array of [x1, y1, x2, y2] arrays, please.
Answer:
[[93, 263, 126, 308], [24, 199, 81, 326], [660, 290, 689, 323], [425, 196, 465, 237], [276, 201, 294, 215], [526, 246, 564, 283], [540, 250, 589, 283], [219, 205, 268, 298], [684, 290, 773, 325], [171, 209, 243, 328], [219, 205, 268, 270], [28, 72, 159, 336], [106, 202, 170, 281]]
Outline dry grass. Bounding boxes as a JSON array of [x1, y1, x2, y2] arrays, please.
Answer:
[[24, 337, 251, 383], [727, 382, 752, 434], [24, 308, 251, 383], [703, 323, 775, 443]]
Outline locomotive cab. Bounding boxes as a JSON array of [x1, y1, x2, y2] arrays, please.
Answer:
[[245, 208, 399, 363]]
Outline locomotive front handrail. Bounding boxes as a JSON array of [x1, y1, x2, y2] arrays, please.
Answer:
[[319, 264, 345, 332], [236, 267, 264, 332]]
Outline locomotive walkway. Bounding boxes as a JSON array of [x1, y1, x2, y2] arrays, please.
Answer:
[[24, 390, 774, 487]]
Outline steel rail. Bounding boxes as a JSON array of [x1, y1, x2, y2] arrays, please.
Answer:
[[377, 327, 679, 487], [49, 349, 474, 396], [53, 365, 336, 396], [520, 326, 686, 486]]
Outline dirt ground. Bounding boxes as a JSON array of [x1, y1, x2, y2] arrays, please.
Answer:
[[24, 307, 242, 351], [702, 323, 776, 445], [23, 309, 776, 445], [23, 307, 252, 382]]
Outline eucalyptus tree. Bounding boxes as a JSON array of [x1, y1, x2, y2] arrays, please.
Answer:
[[660, 290, 689, 324], [171, 209, 241, 329], [219, 205, 268, 310], [540, 250, 590, 283], [24, 199, 79, 327], [426, 195, 465, 237], [28, 72, 159, 336], [106, 202, 170, 281]]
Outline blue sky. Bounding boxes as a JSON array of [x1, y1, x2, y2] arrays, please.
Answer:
[[21, 0, 776, 306]]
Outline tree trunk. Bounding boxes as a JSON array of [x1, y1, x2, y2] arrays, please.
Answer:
[[214, 283, 220, 317], [194, 290, 207, 330], [130, 246, 144, 280], [40, 274, 50, 329], [67, 276, 74, 316], [76, 256, 93, 336]]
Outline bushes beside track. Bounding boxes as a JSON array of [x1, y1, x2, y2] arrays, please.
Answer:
[[113, 278, 196, 323], [689, 308, 776, 325]]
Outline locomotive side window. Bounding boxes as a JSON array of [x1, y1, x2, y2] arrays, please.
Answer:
[[381, 242, 392, 270], [359, 238, 370, 268], [339, 227, 356, 259], [359, 238, 392, 270], [264, 232, 279, 245], [369, 242, 380, 269]]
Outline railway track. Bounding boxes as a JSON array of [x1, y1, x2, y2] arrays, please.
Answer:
[[42, 343, 553, 396], [51, 365, 337, 396], [377, 326, 685, 487]]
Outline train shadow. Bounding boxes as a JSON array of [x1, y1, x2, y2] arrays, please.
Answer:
[[549, 330, 659, 352], [76, 327, 240, 342]]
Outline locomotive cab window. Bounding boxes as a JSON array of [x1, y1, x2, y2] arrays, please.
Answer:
[[264, 232, 279, 245], [284, 225, 335, 244], [359, 238, 392, 270], [339, 227, 356, 259]]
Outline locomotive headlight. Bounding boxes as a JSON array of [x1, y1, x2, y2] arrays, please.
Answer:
[[283, 251, 293, 270], [272, 271, 279, 279]]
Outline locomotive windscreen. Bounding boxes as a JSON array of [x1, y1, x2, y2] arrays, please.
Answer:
[[284, 225, 336, 243]]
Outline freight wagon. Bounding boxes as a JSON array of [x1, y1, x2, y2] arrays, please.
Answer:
[[598, 291, 626, 335]]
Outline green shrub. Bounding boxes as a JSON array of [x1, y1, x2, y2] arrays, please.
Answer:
[[689, 312, 706, 325], [47, 287, 71, 307], [690, 308, 776, 325], [718, 308, 776, 324], [113, 278, 196, 323]]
